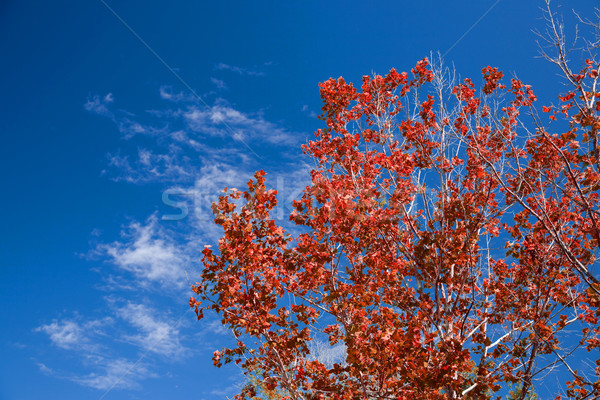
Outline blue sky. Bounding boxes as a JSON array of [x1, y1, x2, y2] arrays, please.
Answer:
[[1, 1, 597, 399]]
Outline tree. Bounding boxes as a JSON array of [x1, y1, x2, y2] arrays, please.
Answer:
[[191, 3, 600, 399]]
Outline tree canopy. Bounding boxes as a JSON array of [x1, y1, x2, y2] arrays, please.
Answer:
[[191, 5, 600, 399]]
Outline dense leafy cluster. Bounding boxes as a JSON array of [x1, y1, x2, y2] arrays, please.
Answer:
[[191, 40, 600, 400]]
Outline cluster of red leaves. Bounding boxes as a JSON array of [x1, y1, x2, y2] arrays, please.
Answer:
[[192, 58, 600, 400]]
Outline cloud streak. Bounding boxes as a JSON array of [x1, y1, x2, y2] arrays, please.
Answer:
[[35, 301, 188, 391], [105, 148, 194, 184], [214, 62, 271, 76], [183, 103, 298, 145], [117, 302, 186, 358], [72, 357, 156, 391], [84, 93, 114, 118], [35, 318, 111, 353], [99, 215, 190, 289], [87, 91, 302, 185]]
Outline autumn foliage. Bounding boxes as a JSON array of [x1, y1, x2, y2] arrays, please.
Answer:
[[191, 18, 600, 400]]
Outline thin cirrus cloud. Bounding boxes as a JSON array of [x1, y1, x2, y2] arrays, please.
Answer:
[[85, 89, 301, 185], [183, 103, 298, 145], [84, 92, 152, 139], [157, 87, 299, 146], [117, 302, 186, 358], [35, 318, 109, 353], [98, 215, 190, 289], [105, 148, 194, 184], [158, 86, 197, 103], [35, 301, 188, 390], [84, 93, 114, 119], [213, 61, 271, 76], [34, 317, 151, 390], [210, 77, 228, 90], [72, 357, 156, 390], [302, 104, 318, 119]]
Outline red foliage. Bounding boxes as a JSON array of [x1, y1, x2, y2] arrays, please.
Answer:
[[191, 58, 600, 399]]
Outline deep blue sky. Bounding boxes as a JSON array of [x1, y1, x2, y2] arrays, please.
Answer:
[[1, 1, 597, 399]]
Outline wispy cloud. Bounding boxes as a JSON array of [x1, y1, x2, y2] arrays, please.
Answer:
[[214, 62, 271, 76], [99, 215, 190, 289], [36, 320, 87, 350], [85, 92, 155, 139], [159, 86, 197, 103], [84, 93, 114, 118], [207, 372, 247, 398], [210, 77, 227, 90], [35, 318, 110, 353], [34, 316, 159, 390], [34, 305, 187, 391], [170, 161, 311, 238], [203, 319, 229, 336], [117, 302, 186, 358], [34, 353, 156, 391], [195, 162, 249, 190], [87, 90, 302, 184], [171, 162, 256, 241], [302, 104, 318, 119], [183, 103, 298, 145], [36, 362, 54, 375], [72, 357, 156, 390], [105, 148, 193, 184]]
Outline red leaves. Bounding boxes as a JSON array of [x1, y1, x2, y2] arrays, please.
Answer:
[[195, 55, 600, 400], [411, 57, 434, 84], [453, 78, 476, 101], [510, 79, 537, 106], [558, 92, 575, 102], [319, 77, 358, 132], [482, 66, 504, 94], [419, 95, 438, 130]]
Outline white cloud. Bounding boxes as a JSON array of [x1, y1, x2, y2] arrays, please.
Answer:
[[35, 318, 109, 352], [106, 148, 193, 184], [34, 310, 181, 391], [183, 104, 297, 145], [117, 302, 186, 358], [159, 86, 197, 103], [194, 162, 250, 193], [214, 62, 270, 76], [86, 89, 304, 185], [72, 357, 156, 390], [170, 161, 311, 229], [36, 362, 54, 375], [36, 320, 85, 350], [99, 215, 189, 288], [65, 80, 313, 394], [301, 104, 318, 118], [117, 120, 148, 137], [84, 93, 114, 118], [210, 77, 227, 90], [84, 93, 158, 139]]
